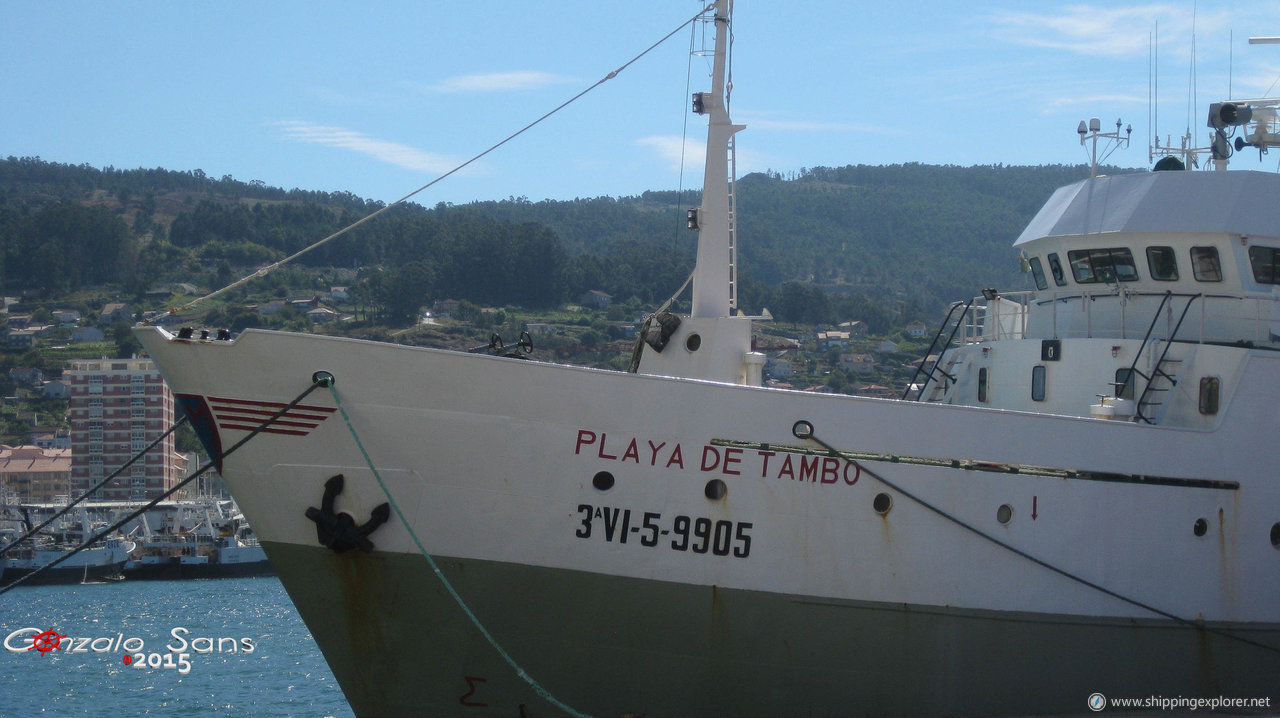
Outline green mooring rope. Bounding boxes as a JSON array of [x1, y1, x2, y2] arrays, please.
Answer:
[[326, 383, 594, 718]]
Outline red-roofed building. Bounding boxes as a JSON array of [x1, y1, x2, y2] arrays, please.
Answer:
[[0, 445, 71, 503]]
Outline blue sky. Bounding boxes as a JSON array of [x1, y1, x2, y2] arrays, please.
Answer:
[[5, 1, 1280, 206]]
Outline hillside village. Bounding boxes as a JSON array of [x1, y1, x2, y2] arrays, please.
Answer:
[[0, 279, 943, 448], [0, 279, 945, 505], [2, 286, 941, 398]]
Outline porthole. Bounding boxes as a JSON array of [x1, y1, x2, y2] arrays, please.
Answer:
[[591, 471, 615, 491], [791, 420, 814, 439], [685, 333, 702, 352], [996, 504, 1013, 524], [704, 479, 727, 501], [1270, 523, 1280, 548], [872, 492, 893, 515], [1193, 518, 1208, 537]]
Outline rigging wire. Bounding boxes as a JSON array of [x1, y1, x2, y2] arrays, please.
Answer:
[[0, 380, 326, 596], [674, 13, 698, 254], [794, 424, 1280, 658], [671, 2, 719, 281], [1264, 70, 1280, 97], [160, 5, 714, 322], [725, 1, 734, 115]]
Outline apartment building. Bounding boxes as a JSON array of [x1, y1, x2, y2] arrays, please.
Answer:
[[67, 358, 179, 500]]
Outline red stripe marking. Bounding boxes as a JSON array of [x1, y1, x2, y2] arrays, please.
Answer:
[[208, 396, 335, 413], [215, 417, 322, 429], [219, 424, 312, 437], [215, 409, 323, 421], [206, 395, 335, 438], [212, 412, 330, 422]]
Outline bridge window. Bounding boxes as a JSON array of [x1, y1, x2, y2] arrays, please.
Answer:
[[1190, 246, 1222, 282], [1146, 246, 1179, 281], [1029, 257, 1048, 290], [1248, 246, 1280, 284], [1067, 248, 1138, 283], [978, 367, 989, 403], [1031, 365, 1046, 402], [1047, 253, 1067, 286]]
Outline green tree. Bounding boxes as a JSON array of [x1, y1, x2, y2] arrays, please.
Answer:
[[112, 322, 142, 358], [376, 262, 434, 325], [8, 202, 132, 293], [825, 368, 850, 393]]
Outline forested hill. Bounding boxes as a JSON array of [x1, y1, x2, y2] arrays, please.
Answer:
[[0, 156, 1133, 327]]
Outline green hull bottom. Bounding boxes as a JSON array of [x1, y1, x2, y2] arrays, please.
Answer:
[[265, 542, 1278, 717]]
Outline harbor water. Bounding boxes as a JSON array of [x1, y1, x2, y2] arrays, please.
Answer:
[[1, 576, 353, 717]]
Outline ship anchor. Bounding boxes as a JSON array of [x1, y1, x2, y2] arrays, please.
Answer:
[[305, 474, 391, 554]]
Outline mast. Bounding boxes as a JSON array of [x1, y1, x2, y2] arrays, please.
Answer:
[[634, 0, 762, 386], [691, 0, 745, 318]]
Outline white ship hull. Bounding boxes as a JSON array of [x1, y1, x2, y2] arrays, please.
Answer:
[[2, 539, 134, 585], [135, 326, 1280, 716], [125, 3, 1280, 713]]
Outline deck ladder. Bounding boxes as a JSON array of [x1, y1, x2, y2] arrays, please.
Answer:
[[726, 134, 738, 311], [1124, 292, 1201, 424], [903, 299, 973, 401]]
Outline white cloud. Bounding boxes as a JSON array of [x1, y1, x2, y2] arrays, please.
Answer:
[[740, 116, 903, 135], [635, 134, 785, 180], [429, 71, 570, 93], [275, 121, 460, 173], [637, 135, 706, 171], [1044, 92, 1147, 111], [1230, 65, 1280, 98], [989, 4, 1228, 58]]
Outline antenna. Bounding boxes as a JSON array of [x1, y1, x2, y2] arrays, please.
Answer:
[[1149, 23, 1161, 165], [1079, 117, 1132, 177], [1152, 26, 1162, 163], [1186, 4, 1197, 143]]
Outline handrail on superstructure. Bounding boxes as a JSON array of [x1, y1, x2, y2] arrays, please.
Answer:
[[903, 287, 1269, 405], [1124, 291, 1202, 424], [942, 288, 1276, 344], [903, 299, 973, 400]]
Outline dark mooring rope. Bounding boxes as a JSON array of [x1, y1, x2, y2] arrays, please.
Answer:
[[793, 420, 1280, 657], [0, 417, 190, 559]]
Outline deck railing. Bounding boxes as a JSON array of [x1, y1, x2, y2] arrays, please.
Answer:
[[955, 289, 1280, 346]]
